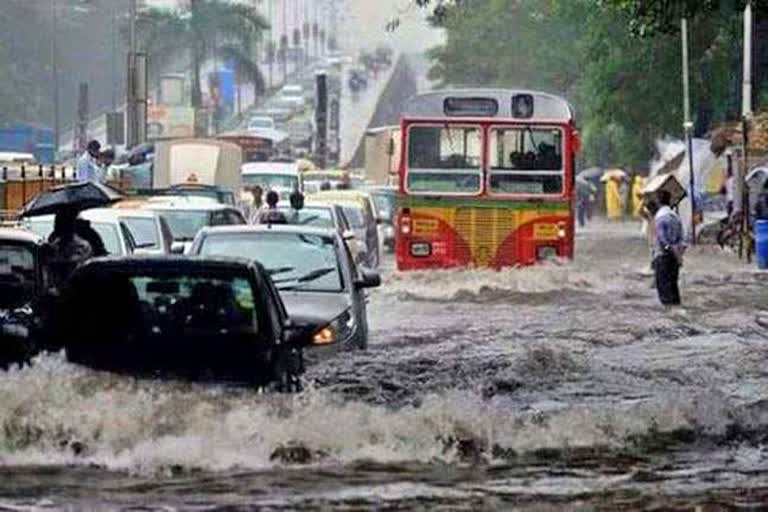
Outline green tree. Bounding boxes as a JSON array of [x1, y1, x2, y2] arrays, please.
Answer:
[[136, 0, 269, 108], [422, 0, 748, 169]]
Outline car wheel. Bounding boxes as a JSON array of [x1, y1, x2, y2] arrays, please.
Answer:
[[272, 347, 303, 393]]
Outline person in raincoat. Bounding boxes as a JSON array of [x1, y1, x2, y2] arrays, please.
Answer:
[[605, 176, 623, 221], [631, 175, 646, 219]]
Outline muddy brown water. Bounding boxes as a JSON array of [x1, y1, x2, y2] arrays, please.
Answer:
[[1, 222, 768, 510]]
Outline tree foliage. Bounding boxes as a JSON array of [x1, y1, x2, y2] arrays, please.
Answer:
[[421, 0, 750, 169], [136, 0, 268, 108]]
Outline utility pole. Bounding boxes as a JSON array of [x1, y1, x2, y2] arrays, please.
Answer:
[[51, 0, 59, 158], [740, 0, 754, 260], [127, 0, 137, 147], [681, 17, 696, 244]]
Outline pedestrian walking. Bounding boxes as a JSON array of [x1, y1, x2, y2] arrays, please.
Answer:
[[653, 190, 686, 306], [76, 140, 104, 183]]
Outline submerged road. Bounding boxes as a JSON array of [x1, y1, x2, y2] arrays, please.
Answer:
[[2, 223, 768, 510]]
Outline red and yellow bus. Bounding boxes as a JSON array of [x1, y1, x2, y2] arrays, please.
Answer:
[[395, 89, 578, 270]]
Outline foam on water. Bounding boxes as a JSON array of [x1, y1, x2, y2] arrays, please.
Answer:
[[0, 353, 754, 475]]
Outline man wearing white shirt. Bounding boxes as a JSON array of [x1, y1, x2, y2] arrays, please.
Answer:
[[76, 140, 104, 183]]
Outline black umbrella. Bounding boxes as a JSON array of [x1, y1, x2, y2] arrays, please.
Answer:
[[21, 181, 123, 218]]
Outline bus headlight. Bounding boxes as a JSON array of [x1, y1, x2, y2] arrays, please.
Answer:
[[410, 242, 431, 257], [312, 310, 355, 345]]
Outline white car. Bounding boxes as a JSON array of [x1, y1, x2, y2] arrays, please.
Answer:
[[247, 116, 276, 133], [98, 208, 175, 254], [278, 85, 306, 113], [24, 210, 137, 256]]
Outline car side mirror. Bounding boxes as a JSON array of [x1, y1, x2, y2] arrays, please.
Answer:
[[282, 319, 310, 346], [355, 269, 381, 289], [170, 242, 185, 254]]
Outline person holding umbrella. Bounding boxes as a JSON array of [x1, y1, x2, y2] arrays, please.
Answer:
[[21, 181, 123, 291]]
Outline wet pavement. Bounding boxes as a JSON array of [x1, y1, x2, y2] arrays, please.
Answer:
[[2, 222, 768, 510]]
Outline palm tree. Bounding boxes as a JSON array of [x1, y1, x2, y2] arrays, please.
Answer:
[[135, 0, 269, 109]]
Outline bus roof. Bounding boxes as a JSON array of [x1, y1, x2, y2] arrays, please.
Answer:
[[401, 89, 573, 122]]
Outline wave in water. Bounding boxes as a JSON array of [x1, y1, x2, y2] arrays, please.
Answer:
[[0, 353, 758, 475]]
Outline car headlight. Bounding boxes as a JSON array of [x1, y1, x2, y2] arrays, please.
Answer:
[[312, 309, 355, 345]]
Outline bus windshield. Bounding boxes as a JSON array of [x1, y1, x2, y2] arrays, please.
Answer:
[[406, 125, 481, 194], [489, 127, 564, 195]]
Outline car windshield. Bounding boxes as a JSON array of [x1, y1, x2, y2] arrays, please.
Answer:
[[153, 210, 210, 241], [243, 173, 299, 190], [200, 233, 343, 292], [276, 206, 335, 229], [0, 243, 36, 308], [342, 206, 366, 229], [122, 217, 160, 249]]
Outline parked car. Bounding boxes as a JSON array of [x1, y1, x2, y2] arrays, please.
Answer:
[[308, 190, 381, 269], [24, 210, 137, 256], [0, 228, 46, 367], [138, 196, 246, 253], [190, 225, 381, 350], [46, 256, 320, 389]]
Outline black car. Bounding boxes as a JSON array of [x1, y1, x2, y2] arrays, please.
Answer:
[[0, 228, 46, 367], [190, 225, 381, 350], [46, 256, 320, 390]]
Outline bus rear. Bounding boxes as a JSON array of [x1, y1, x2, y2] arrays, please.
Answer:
[[395, 90, 577, 270]]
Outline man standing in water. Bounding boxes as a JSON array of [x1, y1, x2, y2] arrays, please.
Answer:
[[653, 190, 686, 306]]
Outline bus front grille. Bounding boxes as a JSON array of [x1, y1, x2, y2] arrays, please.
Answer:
[[454, 208, 515, 265]]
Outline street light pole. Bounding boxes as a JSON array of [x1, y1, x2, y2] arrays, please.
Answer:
[[51, 0, 59, 158], [127, 0, 137, 148], [740, 0, 753, 260], [681, 17, 696, 244]]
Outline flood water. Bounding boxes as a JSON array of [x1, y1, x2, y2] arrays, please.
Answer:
[[2, 222, 768, 510]]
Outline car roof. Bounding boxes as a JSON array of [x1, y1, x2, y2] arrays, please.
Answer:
[[80, 208, 159, 222], [306, 190, 371, 208], [0, 227, 43, 244], [200, 224, 338, 238], [139, 197, 235, 211], [77, 255, 265, 275]]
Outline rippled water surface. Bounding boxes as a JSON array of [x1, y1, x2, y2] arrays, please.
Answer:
[[2, 222, 768, 510]]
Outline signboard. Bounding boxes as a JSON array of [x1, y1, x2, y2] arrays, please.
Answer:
[[147, 105, 195, 140]]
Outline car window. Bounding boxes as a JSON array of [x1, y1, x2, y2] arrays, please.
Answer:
[[91, 223, 122, 255], [67, 272, 261, 341], [199, 233, 343, 292], [342, 206, 365, 229], [122, 217, 160, 249], [0, 243, 37, 308], [154, 210, 211, 241]]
